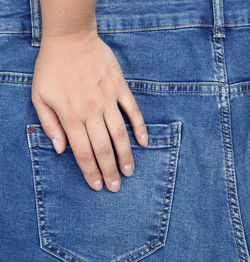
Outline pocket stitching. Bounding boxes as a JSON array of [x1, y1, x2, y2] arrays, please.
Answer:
[[31, 129, 86, 262], [27, 122, 181, 262], [28, 122, 181, 149], [119, 123, 180, 262]]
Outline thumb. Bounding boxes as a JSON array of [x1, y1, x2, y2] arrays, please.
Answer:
[[33, 100, 67, 154]]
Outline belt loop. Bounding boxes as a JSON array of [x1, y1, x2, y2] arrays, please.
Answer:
[[29, 0, 42, 47], [212, 0, 225, 38]]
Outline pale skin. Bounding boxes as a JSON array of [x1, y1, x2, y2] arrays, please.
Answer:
[[31, 0, 148, 193]]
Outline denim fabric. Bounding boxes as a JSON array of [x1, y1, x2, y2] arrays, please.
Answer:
[[0, 0, 250, 261]]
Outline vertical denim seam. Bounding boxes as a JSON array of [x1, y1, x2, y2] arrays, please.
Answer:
[[220, 36, 249, 261], [219, 38, 227, 84], [38, 0, 42, 40], [31, 0, 36, 43], [220, 37, 249, 260], [213, 0, 225, 38], [213, 32, 250, 261], [219, 88, 249, 262], [170, 124, 173, 145], [30, 0, 42, 46], [213, 0, 218, 36], [219, 0, 225, 35], [213, 35, 220, 83], [225, 107, 250, 260]]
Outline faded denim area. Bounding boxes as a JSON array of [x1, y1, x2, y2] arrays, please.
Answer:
[[0, 0, 250, 262]]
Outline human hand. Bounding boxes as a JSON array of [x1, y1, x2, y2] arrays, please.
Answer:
[[31, 30, 148, 193]]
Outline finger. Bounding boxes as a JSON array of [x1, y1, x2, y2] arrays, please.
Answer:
[[117, 81, 148, 147], [56, 108, 104, 191], [85, 114, 121, 193], [31, 97, 67, 154], [103, 102, 134, 177]]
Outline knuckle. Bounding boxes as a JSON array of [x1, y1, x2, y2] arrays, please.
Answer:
[[77, 151, 93, 163], [113, 125, 127, 140], [86, 97, 98, 112], [59, 104, 76, 124], [83, 97, 103, 115], [114, 74, 125, 86], [95, 143, 112, 158]]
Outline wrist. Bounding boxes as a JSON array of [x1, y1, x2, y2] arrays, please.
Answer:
[[40, 0, 98, 40], [40, 23, 99, 46], [42, 18, 98, 37]]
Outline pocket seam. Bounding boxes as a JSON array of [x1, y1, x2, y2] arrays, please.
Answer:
[[28, 121, 182, 149], [28, 128, 86, 262], [27, 121, 182, 262], [119, 123, 180, 262]]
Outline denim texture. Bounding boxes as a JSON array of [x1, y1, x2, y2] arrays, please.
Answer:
[[0, 0, 250, 261]]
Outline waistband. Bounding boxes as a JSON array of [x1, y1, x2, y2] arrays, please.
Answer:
[[1, 0, 250, 42]]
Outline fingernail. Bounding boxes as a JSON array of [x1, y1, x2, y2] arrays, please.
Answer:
[[123, 164, 133, 176], [93, 180, 103, 191], [111, 180, 120, 192], [52, 138, 62, 154], [140, 134, 148, 146]]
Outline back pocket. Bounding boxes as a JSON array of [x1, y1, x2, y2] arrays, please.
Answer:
[[26, 121, 182, 262]]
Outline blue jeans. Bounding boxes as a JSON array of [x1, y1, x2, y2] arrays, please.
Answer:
[[0, 0, 250, 261]]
